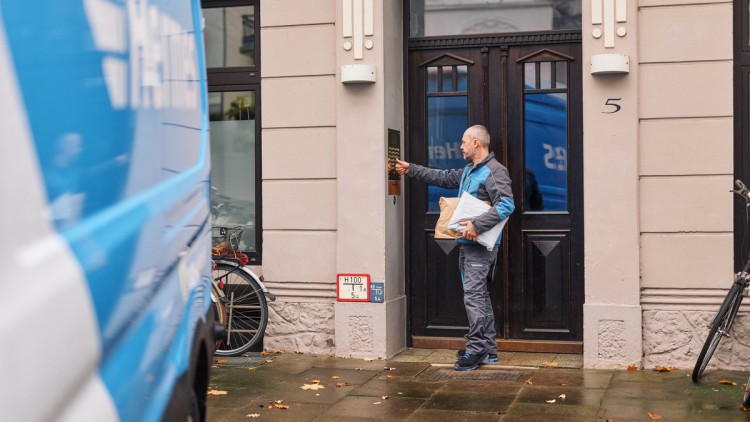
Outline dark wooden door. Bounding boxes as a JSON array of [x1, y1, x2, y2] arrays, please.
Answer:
[[506, 43, 584, 343], [407, 48, 487, 340], [407, 41, 583, 351]]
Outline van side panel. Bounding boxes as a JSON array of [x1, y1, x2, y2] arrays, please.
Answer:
[[1, 0, 211, 421]]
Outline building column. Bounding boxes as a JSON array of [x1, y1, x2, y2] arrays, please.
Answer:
[[582, 0, 642, 368], [333, 0, 406, 359]]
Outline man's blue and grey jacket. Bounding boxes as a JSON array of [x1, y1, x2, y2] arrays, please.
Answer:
[[408, 152, 515, 245]]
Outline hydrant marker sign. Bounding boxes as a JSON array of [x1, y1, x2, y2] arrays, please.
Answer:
[[336, 274, 370, 302]]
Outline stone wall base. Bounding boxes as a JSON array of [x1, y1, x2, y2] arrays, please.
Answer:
[[584, 303, 643, 368], [643, 309, 750, 371], [264, 301, 335, 354], [334, 295, 407, 359]]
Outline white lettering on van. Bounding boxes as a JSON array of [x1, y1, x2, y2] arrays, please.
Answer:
[[84, 0, 199, 110]]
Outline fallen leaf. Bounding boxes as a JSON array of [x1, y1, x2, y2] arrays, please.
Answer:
[[248, 367, 256, 371], [386, 375, 393, 379], [561, 383, 567, 386], [526, 379, 533, 385], [355, 368, 364, 371], [545, 399, 556, 404], [331, 376, 340, 380], [543, 362, 559, 367], [273, 403, 289, 410], [373, 401, 382, 405], [627, 364, 639, 371], [719, 380, 737, 386], [265, 360, 274, 363], [381, 395, 389, 400], [335, 382, 351, 387], [364, 358, 374, 362], [385, 367, 396, 371], [309, 379, 321, 384], [214, 359, 228, 364], [301, 383, 325, 390], [247, 414, 260, 418], [558, 394, 566, 400], [207, 390, 228, 396], [647, 411, 662, 420], [397, 392, 403, 395], [653, 366, 674, 372]]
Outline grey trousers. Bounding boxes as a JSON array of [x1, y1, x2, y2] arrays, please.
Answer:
[[459, 243, 499, 355]]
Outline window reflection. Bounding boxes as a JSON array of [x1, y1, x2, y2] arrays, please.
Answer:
[[427, 96, 468, 212], [524, 92, 568, 211], [204, 6, 256, 68], [410, 0, 581, 37], [209, 91, 257, 252]]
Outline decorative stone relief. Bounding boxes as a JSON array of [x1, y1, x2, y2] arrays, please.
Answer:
[[598, 320, 626, 360], [347, 315, 373, 352], [342, 0, 374, 59], [591, 0, 627, 48], [264, 302, 335, 354], [643, 310, 750, 370]]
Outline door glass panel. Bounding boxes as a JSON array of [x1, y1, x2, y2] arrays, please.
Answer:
[[442, 66, 454, 91], [427, 67, 438, 92], [204, 6, 256, 68], [555, 61, 568, 88], [456, 65, 468, 91], [540, 62, 552, 89], [524, 63, 536, 89], [427, 96, 468, 212], [209, 91, 257, 251], [524, 92, 568, 211], [410, 0, 581, 37]]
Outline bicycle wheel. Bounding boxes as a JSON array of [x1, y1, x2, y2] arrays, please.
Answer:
[[692, 282, 744, 382], [212, 263, 268, 356]]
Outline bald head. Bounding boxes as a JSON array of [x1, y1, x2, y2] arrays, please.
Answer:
[[466, 125, 490, 149]]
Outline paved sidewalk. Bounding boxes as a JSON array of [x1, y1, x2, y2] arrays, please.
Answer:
[[207, 349, 750, 421]]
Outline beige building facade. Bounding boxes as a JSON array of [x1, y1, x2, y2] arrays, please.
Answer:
[[207, 0, 744, 369]]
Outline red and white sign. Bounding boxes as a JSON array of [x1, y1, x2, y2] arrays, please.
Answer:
[[336, 273, 370, 302]]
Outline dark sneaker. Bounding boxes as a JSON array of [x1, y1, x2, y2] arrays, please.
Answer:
[[456, 349, 499, 364], [454, 352, 487, 371]]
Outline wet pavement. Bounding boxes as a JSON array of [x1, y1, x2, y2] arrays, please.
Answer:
[[207, 349, 750, 421]]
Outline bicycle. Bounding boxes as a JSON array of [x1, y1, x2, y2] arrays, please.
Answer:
[[211, 226, 275, 356], [691, 180, 750, 404]]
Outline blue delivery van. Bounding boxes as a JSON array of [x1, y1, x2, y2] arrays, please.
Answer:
[[0, 1, 215, 421]]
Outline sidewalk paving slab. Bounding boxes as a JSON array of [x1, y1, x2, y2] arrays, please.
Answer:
[[206, 349, 750, 421]]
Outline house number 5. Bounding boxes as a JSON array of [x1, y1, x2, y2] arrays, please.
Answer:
[[603, 98, 622, 114]]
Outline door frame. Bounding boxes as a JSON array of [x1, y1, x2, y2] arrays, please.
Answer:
[[403, 30, 583, 352]]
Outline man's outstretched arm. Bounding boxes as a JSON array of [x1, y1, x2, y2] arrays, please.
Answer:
[[395, 159, 462, 188]]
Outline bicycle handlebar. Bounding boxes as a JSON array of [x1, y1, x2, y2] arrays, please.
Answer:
[[734, 179, 750, 202]]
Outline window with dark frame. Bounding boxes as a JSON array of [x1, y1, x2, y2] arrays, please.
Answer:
[[409, 0, 582, 38], [202, 0, 262, 264]]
